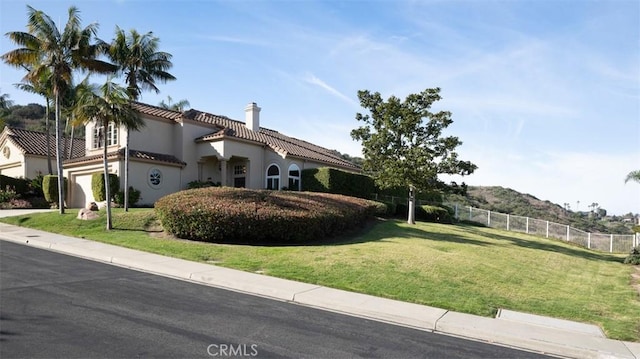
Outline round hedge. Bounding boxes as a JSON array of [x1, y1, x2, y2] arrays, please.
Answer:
[[154, 187, 385, 243]]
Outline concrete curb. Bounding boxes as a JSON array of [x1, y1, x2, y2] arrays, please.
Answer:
[[1, 222, 638, 359]]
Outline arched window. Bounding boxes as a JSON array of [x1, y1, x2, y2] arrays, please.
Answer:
[[288, 164, 301, 191], [266, 164, 280, 190]]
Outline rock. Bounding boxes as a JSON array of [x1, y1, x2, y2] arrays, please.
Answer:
[[86, 202, 99, 211], [77, 208, 99, 220]]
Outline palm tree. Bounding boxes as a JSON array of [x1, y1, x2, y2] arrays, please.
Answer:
[[14, 72, 55, 173], [0, 91, 13, 129], [73, 78, 143, 230], [159, 95, 190, 111], [625, 170, 640, 184], [2, 5, 115, 213], [108, 27, 175, 211], [0, 91, 13, 111]]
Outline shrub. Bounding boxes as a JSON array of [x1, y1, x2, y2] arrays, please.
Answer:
[[420, 205, 454, 224], [624, 247, 640, 265], [91, 173, 119, 202], [187, 180, 219, 189], [0, 175, 29, 194], [42, 175, 67, 204], [114, 186, 142, 207], [388, 202, 452, 223], [155, 187, 382, 244], [0, 186, 18, 203], [28, 175, 44, 198]]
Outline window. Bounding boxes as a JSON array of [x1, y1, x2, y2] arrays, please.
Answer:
[[266, 164, 280, 190], [233, 164, 247, 188], [148, 168, 163, 189], [234, 165, 246, 175], [288, 164, 300, 191], [92, 123, 117, 149]]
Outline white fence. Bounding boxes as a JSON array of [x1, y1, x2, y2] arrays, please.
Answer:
[[368, 194, 638, 253], [456, 205, 639, 254]]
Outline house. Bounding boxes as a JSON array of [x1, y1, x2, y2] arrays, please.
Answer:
[[1, 102, 358, 207], [0, 126, 85, 179]]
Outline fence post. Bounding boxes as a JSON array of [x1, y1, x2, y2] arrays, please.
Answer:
[[566, 225, 570, 241], [610, 234, 613, 253], [487, 210, 491, 227], [506, 214, 510, 231], [469, 206, 472, 220], [587, 233, 591, 249], [546, 221, 549, 238], [526, 217, 529, 234]]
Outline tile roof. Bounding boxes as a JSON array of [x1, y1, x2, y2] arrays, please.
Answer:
[[131, 102, 182, 120], [2, 126, 85, 159], [179, 108, 359, 170], [64, 148, 186, 167]]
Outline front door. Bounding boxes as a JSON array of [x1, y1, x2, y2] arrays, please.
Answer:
[[234, 177, 246, 188]]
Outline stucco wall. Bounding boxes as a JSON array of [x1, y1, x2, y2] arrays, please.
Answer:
[[128, 161, 183, 206], [127, 116, 176, 155], [179, 121, 221, 186], [24, 156, 55, 179], [0, 140, 26, 177], [222, 140, 264, 188]]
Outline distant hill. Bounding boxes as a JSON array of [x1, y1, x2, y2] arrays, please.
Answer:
[[445, 186, 636, 235], [1, 103, 85, 138]]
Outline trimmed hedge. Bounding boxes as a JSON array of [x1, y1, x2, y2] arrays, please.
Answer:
[[301, 167, 444, 203], [91, 173, 119, 202], [0, 174, 29, 194], [114, 186, 141, 207], [301, 167, 376, 199], [155, 187, 385, 243], [42, 175, 67, 204]]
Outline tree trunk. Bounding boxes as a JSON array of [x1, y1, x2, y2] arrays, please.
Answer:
[[45, 101, 52, 174], [407, 185, 415, 225], [103, 120, 112, 230], [55, 95, 65, 214], [124, 128, 130, 211], [68, 124, 74, 160]]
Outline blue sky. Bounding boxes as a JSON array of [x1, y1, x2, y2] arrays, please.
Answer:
[[1, 0, 638, 215]]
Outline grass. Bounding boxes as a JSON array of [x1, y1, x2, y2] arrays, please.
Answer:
[[2, 208, 639, 342]]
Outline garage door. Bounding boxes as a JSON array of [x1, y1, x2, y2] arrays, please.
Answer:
[[71, 174, 95, 208]]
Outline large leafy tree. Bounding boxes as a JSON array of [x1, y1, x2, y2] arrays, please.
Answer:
[[73, 78, 143, 230], [351, 88, 477, 224], [2, 5, 115, 213], [108, 27, 175, 210]]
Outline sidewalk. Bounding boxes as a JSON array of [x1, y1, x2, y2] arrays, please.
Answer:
[[1, 209, 639, 359]]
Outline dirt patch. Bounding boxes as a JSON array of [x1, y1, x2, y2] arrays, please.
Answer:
[[148, 230, 180, 240], [632, 266, 640, 296]]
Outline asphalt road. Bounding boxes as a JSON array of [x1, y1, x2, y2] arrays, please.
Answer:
[[0, 240, 552, 359]]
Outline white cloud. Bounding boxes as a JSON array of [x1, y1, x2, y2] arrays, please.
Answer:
[[201, 35, 270, 47], [303, 73, 358, 106]]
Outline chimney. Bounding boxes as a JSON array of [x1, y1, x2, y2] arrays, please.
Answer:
[[244, 102, 261, 132]]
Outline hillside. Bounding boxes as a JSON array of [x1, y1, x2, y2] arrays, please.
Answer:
[[445, 186, 637, 235]]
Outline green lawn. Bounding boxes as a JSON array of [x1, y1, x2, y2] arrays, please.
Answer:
[[2, 208, 639, 342]]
